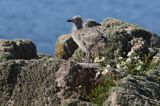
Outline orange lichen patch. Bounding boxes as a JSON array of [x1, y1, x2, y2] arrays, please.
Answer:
[[55, 41, 63, 58], [58, 34, 71, 43], [55, 34, 72, 58]]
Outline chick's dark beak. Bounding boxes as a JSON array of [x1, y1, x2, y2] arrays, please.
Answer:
[[96, 23, 101, 26], [67, 19, 73, 22]]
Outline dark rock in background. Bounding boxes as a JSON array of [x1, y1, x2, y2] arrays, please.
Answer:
[[0, 39, 37, 60]]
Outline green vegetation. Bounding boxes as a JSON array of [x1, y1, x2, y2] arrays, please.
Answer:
[[71, 49, 85, 62], [80, 48, 160, 105], [157, 76, 160, 83], [82, 75, 115, 106]]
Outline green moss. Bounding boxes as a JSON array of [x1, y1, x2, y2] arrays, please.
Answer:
[[146, 59, 160, 71], [82, 75, 115, 106]]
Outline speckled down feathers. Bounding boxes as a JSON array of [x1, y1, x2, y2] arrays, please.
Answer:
[[72, 27, 106, 54]]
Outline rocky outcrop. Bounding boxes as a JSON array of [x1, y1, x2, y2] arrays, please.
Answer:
[[0, 58, 64, 106], [0, 39, 37, 61], [0, 39, 98, 106], [0, 18, 160, 106], [55, 18, 160, 106], [103, 71, 160, 106]]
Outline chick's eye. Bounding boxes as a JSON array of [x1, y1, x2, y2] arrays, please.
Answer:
[[76, 20, 79, 23]]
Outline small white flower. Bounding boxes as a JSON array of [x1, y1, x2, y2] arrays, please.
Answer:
[[102, 69, 109, 75], [78, 85, 82, 88], [127, 52, 132, 56], [94, 57, 99, 63], [138, 60, 143, 64], [116, 49, 120, 53], [98, 57, 105, 62], [153, 56, 160, 63], [126, 58, 132, 63], [133, 56, 138, 60], [136, 65, 142, 70], [123, 66, 128, 70], [127, 50, 135, 57], [121, 61, 126, 66], [153, 56, 159, 59], [118, 57, 123, 60], [94, 57, 105, 63], [116, 64, 121, 69], [148, 47, 155, 53], [106, 64, 111, 68]]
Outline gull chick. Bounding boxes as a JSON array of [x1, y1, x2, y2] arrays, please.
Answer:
[[83, 19, 101, 28], [67, 16, 106, 62]]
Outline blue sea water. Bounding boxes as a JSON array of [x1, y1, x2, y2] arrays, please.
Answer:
[[0, 0, 160, 55]]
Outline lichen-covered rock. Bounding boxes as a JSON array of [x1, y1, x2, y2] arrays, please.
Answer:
[[55, 61, 101, 104], [55, 34, 78, 59], [147, 66, 160, 83], [0, 57, 102, 106], [0, 39, 102, 106], [0, 39, 37, 60], [103, 74, 160, 106], [101, 18, 160, 57], [0, 58, 63, 106]]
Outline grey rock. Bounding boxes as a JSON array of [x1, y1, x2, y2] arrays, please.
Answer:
[[0, 39, 101, 105], [103, 75, 160, 106], [101, 18, 160, 58], [55, 61, 101, 103], [146, 66, 160, 83], [0, 58, 63, 106], [0, 39, 37, 60], [0, 57, 101, 106]]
